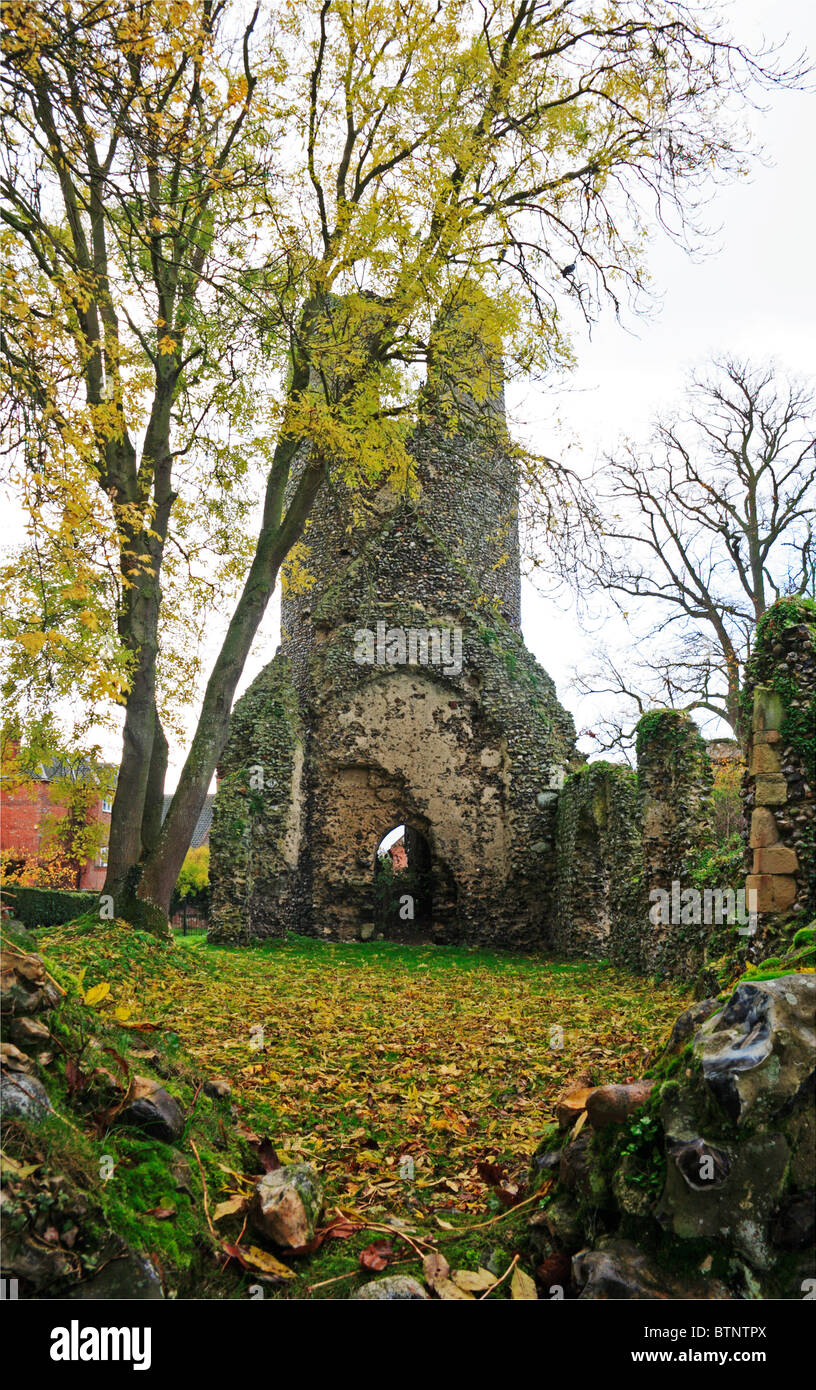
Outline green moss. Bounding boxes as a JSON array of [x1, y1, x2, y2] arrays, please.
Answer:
[[635, 707, 705, 766], [740, 598, 816, 924]]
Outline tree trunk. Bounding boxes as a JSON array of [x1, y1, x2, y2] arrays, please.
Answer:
[[140, 707, 169, 857], [103, 610, 159, 895], [134, 454, 326, 921], [103, 420, 174, 906]]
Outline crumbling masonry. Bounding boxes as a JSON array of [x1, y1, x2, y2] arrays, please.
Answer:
[[210, 374, 575, 948], [209, 343, 815, 968]]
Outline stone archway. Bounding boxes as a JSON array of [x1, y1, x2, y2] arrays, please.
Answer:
[[372, 823, 433, 939]]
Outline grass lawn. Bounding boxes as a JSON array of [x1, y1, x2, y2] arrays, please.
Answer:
[[34, 924, 690, 1296]]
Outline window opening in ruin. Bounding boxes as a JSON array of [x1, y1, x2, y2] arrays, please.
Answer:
[[373, 824, 432, 937]]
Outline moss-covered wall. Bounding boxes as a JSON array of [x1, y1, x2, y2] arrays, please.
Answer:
[[210, 387, 575, 948], [742, 597, 816, 942], [636, 709, 713, 978], [550, 762, 642, 966], [208, 658, 304, 943]]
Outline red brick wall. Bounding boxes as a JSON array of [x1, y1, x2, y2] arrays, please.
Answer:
[[1, 781, 110, 890]]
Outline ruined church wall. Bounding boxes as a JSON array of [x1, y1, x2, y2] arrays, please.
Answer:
[[210, 328, 575, 949], [281, 417, 522, 689], [208, 657, 304, 943], [742, 597, 816, 943], [635, 709, 713, 978], [300, 602, 575, 948], [550, 762, 642, 966], [550, 712, 725, 979]]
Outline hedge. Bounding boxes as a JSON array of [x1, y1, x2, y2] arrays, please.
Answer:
[[1, 885, 98, 931]]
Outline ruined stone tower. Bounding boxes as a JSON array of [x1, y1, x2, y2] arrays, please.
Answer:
[[209, 346, 575, 948]]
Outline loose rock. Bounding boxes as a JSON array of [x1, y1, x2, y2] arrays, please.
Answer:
[[573, 1240, 731, 1300], [586, 1081, 654, 1128], [250, 1162, 323, 1249], [1, 1068, 53, 1123], [354, 1275, 429, 1300], [555, 1084, 594, 1128], [695, 975, 816, 1123], [9, 1016, 51, 1049], [119, 1075, 185, 1143]]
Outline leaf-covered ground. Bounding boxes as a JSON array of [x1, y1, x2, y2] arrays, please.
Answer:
[[177, 937, 689, 1209], [35, 923, 689, 1293]]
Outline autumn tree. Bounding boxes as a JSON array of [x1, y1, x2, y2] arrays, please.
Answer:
[[571, 357, 816, 752], [1, 0, 804, 929]]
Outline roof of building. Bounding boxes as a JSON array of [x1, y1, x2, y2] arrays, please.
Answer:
[[13, 755, 117, 785], [162, 794, 214, 849]]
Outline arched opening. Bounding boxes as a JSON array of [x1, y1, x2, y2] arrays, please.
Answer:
[[373, 823, 433, 938]]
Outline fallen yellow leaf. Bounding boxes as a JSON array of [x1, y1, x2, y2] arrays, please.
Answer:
[[84, 982, 111, 1007], [452, 1268, 496, 1292], [511, 1266, 538, 1300], [213, 1195, 249, 1221]]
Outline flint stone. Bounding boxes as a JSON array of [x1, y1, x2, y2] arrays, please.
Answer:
[[119, 1075, 185, 1143], [9, 1016, 51, 1049], [694, 974, 816, 1124], [532, 1146, 563, 1176], [251, 1162, 323, 1249], [586, 1081, 653, 1128], [665, 998, 722, 1054], [0, 1041, 34, 1073], [354, 1276, 429, 1300], [573, 1240, 731, 1300], [770, 1192, 815, 1251], [203, 1076, 232, 1099], [668, 1136, 732, 1191], [0, 948, 60, 1015], [1, 1068, 53, 1123], [5, 1234, 73, 1288], [68, 1248, 164, 1300], [658, 1130, 789, 1270]]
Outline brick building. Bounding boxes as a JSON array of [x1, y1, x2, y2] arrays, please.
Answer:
[[1, 759, 114, 890]]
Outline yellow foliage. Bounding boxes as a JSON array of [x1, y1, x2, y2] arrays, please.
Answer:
[[280, 542, 315, 598]]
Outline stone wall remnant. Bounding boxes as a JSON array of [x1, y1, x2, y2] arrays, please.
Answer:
[[210, 332, 575, 947], [742, 597, 816, 942], [531, 969, 816, 1299], [636, 709, 712, 977], [549, 762, 641, 966]]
